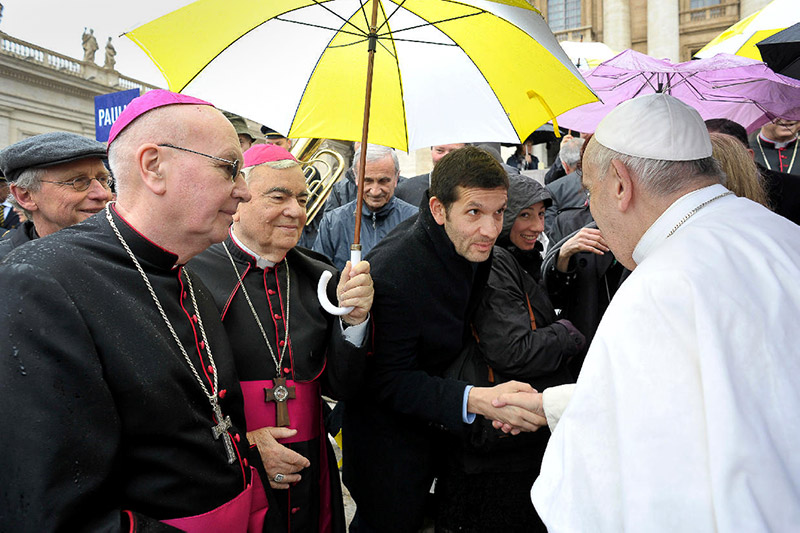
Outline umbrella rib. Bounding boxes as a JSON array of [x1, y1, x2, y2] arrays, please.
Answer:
[[378, 0, 407, 34], [378, 12, 486, 38], [327, 36, 371, 48], [274, 16, 367, 37], [383, 37, 458, 46], [357, 0, 372, 31], [308, 0, 370, 37]]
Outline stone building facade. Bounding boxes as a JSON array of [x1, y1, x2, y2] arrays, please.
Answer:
[[529, 0, 771, 62]]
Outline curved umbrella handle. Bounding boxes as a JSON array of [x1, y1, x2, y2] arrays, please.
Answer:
[[317, 248, 362, 316]]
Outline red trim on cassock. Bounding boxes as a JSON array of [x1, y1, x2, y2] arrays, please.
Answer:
[[110, 203, 179, 259]]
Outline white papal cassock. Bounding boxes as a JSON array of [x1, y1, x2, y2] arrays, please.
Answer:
[[533, 184, 800, 532]]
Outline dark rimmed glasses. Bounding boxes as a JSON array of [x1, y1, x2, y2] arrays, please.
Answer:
[[158, 143, 241, 183], [39, 174, 114, 192]]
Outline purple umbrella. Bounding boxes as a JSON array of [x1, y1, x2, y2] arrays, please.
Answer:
[[557, 49, 800, 133]]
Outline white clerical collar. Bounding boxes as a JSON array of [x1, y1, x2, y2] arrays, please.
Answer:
[[230, 229, 277, 270], [759, 133, 797, 149], [632, 183, 730, 265]]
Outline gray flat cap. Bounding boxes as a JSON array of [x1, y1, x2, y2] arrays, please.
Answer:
[[0, 132, 107, 182]]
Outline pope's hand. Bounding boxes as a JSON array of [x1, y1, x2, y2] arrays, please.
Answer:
[[337, 260, 373, 326], [247, 427, 311, 490]]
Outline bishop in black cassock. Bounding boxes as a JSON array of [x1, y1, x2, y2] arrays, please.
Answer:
[[190, 144, 373, 533], [0, 91, 266, 531]]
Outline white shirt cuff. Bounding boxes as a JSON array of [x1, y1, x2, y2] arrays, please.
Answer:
[[339, 316, 369, 346]]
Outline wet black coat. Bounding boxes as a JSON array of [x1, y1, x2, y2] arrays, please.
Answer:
[[0, 209, 253, 532], [0, 219, 36, 261], [342, 196, 491, 533]]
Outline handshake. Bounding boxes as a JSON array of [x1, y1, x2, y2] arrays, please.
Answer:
[[467, 381, 547, 434]]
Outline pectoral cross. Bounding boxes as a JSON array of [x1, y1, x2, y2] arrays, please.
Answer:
[[210, 399, 236, 464], [265, 376, 296, 427]]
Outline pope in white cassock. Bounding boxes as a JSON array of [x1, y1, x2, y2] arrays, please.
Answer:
[[496, 93, 800, 532]]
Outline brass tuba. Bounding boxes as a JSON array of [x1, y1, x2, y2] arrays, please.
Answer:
[[291, 138, 346, 225]]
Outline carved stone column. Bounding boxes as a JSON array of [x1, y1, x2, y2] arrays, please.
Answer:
[[603, 0, 631, 52], [647, 0, 680, 62]]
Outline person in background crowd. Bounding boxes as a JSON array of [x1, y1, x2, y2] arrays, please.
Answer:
[[394, 143, 466, 208], [313, 144, 417, 270], [224, 111, 257, 152], [0, 132, 112, 259], [709, 132, 769, 206]]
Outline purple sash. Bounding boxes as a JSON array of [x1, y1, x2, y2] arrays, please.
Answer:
[[240, 380, 321, 442], [160, 467, 268, 532]]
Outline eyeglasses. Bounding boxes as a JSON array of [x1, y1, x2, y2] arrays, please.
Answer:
[[39, 174, 114, 192], [158, 143, 241, 183]]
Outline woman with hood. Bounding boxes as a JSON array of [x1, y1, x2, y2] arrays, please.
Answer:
[[436, 173, 585, 533]]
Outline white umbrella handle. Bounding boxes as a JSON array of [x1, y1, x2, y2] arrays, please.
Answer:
[[317, 248, 361, 316]]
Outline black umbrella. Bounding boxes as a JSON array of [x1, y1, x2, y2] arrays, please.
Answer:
[[500, 124, 572, 147], [757, 22, 800, 80]]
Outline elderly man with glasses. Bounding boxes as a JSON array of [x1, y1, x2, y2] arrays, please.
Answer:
[[0, 132, 113, 259], [0, 90, 271, 531]]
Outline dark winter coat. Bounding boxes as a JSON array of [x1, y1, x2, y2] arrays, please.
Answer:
[[0, 208, 258, 531], [0, 219, 36, 261], [542, 212, 630, 374], [342, 193, 491, 533]]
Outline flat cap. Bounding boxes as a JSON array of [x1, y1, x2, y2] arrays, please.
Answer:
[[224, 111, 256, 142], [0, 132, 107, 182]]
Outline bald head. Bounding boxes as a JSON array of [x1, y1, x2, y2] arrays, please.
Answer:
[[109, 105, 235, 197], [107, 102, 249, 263]]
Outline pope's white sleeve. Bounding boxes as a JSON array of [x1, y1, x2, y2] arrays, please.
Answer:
[[542, 383, 576, 432]]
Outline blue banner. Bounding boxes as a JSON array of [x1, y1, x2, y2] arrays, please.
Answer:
[[94, 88, 140, 142]]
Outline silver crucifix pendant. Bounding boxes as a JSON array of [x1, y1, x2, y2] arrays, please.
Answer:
[[210, 400, 236, 464]]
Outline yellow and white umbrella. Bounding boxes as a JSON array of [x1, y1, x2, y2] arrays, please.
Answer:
[[695, 0, 800, 60], [126, 0, 596, 312], [558, 40, 617, 69], [125, 0, 596, 153]]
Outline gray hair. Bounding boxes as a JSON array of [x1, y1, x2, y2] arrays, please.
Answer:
[[585, 138, 725, 197], [8, 167, 45, 219], [241, 158, 301, 183], [352, 144, 399, 175], [559, 137, 585, 168]]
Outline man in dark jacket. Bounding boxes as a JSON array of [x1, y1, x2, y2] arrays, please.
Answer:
[[343, 146, 544, 533], [313, 144, 417, 270], [394, 143, 466, 208], [0, 132, 112, 259], [544, 137, 586, 235]]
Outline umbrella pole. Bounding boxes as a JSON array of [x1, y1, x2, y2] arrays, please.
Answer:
[[352, 0, 381, 257], [317, 0, 380, 317]]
